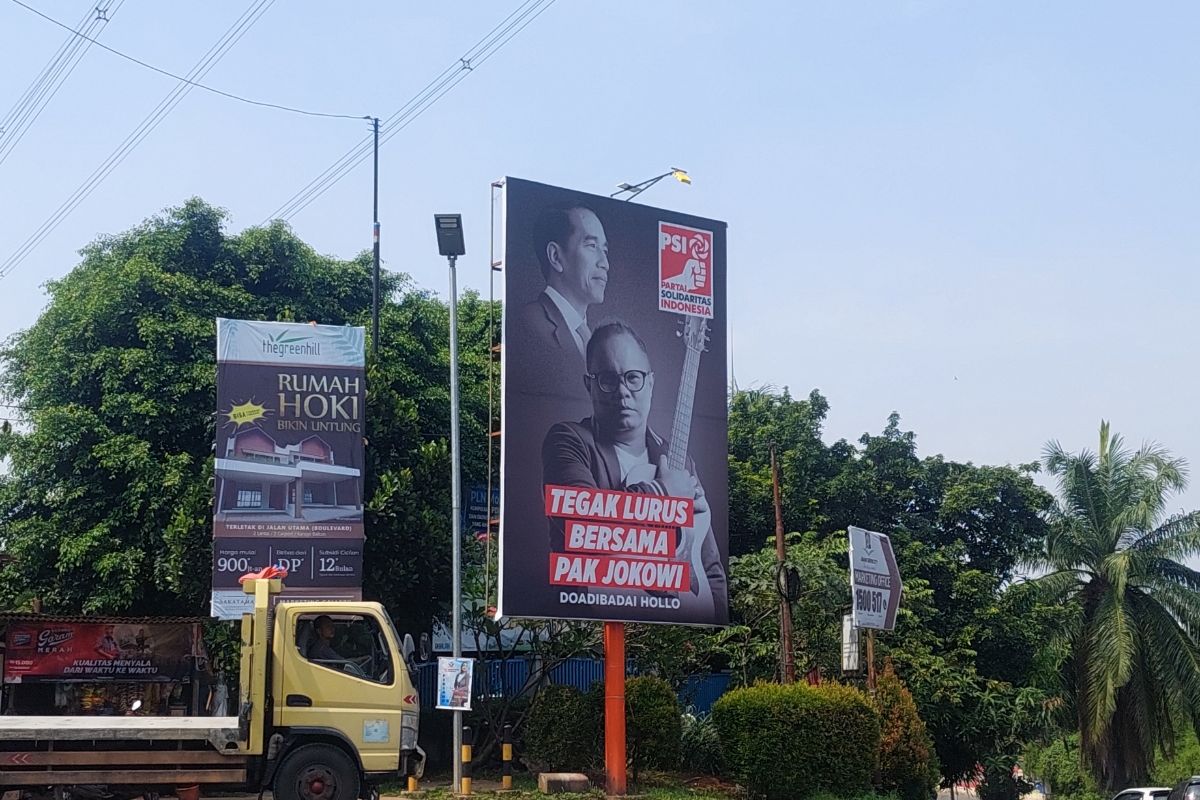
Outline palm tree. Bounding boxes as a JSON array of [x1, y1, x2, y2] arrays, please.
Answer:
[[1031, 421, 1200, 791]]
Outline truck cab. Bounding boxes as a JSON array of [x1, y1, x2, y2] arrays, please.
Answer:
[[239, 577, 426, 800], [270, 600, 423, 785]]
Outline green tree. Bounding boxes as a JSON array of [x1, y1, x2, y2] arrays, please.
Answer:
[[726, 389, 1060, 788], [1029, 421, 1200, 791], [876, 661, 939, 800], [0, 199, 494, 633], [708, 531, 847, 686], [726, 387, 838, 555], [362, 284, 497, 633]]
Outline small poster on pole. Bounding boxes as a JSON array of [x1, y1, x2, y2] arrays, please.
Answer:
[[841, 613, 860, 673], [436, 657, 475, 711]]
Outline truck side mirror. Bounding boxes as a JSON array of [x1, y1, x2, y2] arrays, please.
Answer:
[[402, 633, 415, 662], [418, 632, 431, 662]]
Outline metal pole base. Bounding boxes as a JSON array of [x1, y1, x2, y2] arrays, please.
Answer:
[[604, 621, 627, 797]]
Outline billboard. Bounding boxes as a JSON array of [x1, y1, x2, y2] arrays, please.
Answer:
[[848, 526, 902, 631], [3, 621, 201, 683], [211, 319, 366, 619], [498, 178, 729, 626]]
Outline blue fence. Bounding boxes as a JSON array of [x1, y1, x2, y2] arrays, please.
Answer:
[[414, 657, 732, 715]]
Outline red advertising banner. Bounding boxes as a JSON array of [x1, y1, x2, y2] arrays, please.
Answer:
[[498, 178, 729, 626], [4, 622, 200, 683]]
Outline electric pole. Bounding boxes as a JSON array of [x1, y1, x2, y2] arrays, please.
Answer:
[[371, 117, 380, 355], [771, 443, 796, 683]]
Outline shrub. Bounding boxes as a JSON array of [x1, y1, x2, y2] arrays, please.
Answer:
[[681, 711, 723, 775], [713, 681, 881, 800], [875, 665, 939, 800], [979, 758, 1033, 800], [625, 676, 682, 780], [522, 684, 599, 772], [1024, 734, 1104, 800]]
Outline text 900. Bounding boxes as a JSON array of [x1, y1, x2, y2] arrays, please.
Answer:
[[216, 556, 252, 573]]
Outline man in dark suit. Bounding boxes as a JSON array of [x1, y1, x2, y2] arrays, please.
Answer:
[[541, 320, 727, 619], [516, 205, 610, 395]]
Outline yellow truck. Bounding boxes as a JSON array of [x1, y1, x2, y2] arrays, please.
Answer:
[[0, 578, 424, 800]]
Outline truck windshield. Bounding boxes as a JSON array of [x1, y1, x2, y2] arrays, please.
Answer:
[[296, 613, 393, 684]]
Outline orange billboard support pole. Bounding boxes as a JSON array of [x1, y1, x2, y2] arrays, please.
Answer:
[[604, 621, 627, 797]]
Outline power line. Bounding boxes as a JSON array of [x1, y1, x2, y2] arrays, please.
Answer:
[[8, 0, 364, 122], [0, 0, 124, 167], [0, 2, 95, 133], [0, 2, 120, 165], [0, 0, 276, 282], [265, 0, 559, 224], [271, 0, 555, 222]]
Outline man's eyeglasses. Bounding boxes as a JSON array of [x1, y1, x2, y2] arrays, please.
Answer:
[[585, 369, 651, 393]]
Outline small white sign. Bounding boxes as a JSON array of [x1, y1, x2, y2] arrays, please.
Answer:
[[841, 614, 860, 673], [216, 318, 365, 368], [363, 719, 390, 743], [210, 590, 255, 620], [436, 657, 475, 711], [848, 526, 903, 631]]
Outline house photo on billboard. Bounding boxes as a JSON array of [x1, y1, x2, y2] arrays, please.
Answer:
[[214, 426, 362, 522]]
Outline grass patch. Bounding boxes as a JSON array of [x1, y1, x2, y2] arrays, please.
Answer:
[[377, 770, 741, 798], [377, 772, 900, 799]]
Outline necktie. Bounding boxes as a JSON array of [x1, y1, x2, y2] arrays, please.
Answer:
[[575, 321, 591, 357]]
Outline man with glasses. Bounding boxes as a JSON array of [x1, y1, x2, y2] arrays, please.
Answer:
[[541, 320, 726, 615]]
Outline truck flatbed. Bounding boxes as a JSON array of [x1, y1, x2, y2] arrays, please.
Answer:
[[0, 715, 241, 750]]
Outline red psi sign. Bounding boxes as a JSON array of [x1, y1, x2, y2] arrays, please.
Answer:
[[658, 222, 714, 319]]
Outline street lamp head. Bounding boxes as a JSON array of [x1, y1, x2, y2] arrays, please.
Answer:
[[611, 167, 693, 199], [434, 213, 466, 257]]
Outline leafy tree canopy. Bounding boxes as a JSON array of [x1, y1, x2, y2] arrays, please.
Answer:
[[1030, 422, 1200, 790], [0, 199, 494, 633]]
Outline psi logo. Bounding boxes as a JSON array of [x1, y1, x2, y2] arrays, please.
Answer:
[[658, 222, 714, 319]]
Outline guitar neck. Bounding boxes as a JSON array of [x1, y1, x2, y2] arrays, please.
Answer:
[[666, 344, 702, 472]]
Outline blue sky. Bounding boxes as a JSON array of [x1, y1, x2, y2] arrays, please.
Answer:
[[1, 1, 1198, 512]]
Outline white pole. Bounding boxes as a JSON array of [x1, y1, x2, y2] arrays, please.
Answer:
[[448, 253, 464, 792]]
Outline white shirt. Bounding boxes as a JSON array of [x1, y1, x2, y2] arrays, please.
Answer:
[[613, 443, 651, 484], [543, 287, 588, 357]]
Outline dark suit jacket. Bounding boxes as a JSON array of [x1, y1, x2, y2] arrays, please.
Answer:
[[541, 417, 727, 611], [512, 293, 591, 415], [519, 292, 579, 357]]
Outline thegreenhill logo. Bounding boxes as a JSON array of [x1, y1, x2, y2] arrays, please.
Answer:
[[261, 330, 321, 358]]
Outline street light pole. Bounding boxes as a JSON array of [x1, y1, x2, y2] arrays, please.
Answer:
[[433, 214, 467, 793], [448, 250, 464, 790]]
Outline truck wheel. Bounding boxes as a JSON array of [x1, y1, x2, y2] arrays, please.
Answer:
[[274, 743, 361, 800]]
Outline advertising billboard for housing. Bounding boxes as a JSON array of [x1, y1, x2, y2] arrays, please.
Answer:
[[210, 319, 366, 619], [497, 178, 729, 626]]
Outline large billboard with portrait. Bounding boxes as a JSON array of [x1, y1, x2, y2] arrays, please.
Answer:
[[498, 178, 729, 626], [210, 319, 366, 619]]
